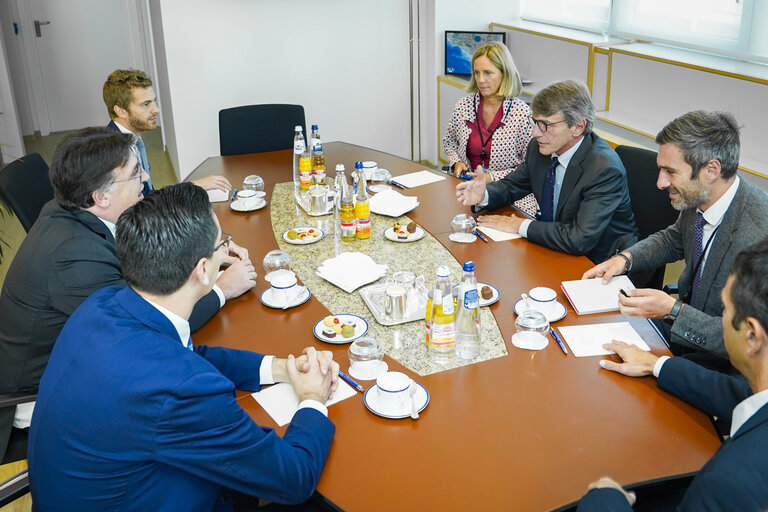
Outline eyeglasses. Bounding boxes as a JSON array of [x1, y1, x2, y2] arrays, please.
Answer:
[[529, 117, 567, 132], [214, 233, 232, 252], [111, 167, 142, 185]]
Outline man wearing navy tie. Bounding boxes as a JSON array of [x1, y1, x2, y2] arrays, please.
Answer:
[[578, 238, 768, 511], [455, 80, 638, 264], [28, 183, 339, 511], [103, 69, 231, 194]]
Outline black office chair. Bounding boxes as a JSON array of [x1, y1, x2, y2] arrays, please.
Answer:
[[218, 104, 307, 156], [616, 145, 680, 290], [0, 153, 53, 232], [0, 392, 35, 507]]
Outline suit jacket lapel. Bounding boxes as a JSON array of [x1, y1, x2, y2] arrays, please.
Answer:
[[554, 134, 592, 219]]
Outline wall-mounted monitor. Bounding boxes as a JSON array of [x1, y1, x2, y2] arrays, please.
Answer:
[[445, 31, 506, 77]]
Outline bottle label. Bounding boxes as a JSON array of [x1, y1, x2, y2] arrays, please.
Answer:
[[340, 220, 356, 239], [442, 294, 454, 315], [294, 141, 305, 154], [299, 171, 312, 189], [431, 323, 456, 346], [314, 169, 326, 184], [312, 140, 321, 151], [463, 288, 479, 309], [355, 217, 371, 238]]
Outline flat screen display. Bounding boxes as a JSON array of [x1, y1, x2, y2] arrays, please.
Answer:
[[445, 31, 506, 77]]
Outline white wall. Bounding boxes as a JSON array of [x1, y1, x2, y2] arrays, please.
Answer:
[[154, 0, 411, 179], [0, 20, 23, 163]]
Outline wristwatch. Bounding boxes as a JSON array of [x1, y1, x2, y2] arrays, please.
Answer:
[[616, 252, 632, 274], [663, 300, 683, 323]]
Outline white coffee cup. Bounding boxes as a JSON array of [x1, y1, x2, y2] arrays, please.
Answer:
[[362, 161, 378, 180], [268, 269, 298, 305], [236, 189, 263, 209], [528, 287, 558, 317], [376, 371, 410, 409]]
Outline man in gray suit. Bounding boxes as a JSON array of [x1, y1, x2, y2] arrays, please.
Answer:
[[456, 80, 638, 263], [584, 111, 768, 361]]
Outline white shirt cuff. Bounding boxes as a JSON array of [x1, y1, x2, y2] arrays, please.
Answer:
[[298, 399, 329, 417], [259, 355, 275, 385], [478, 190, 489, 208], [653, 355, 671, 378], [212, 284, 225, 308], [519, 219, 532, 238]]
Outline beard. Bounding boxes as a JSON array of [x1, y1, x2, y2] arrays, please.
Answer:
[[669, 179, 710, 211], [128, 111, 157, 132]]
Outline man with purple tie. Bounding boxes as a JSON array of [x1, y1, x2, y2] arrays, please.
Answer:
[[455, 80, 637, 264]]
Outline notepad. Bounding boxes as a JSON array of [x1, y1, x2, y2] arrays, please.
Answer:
[[561, 276, 636, 315], [252, 380, 356, 426], [390, 170, 446, 188], [557, 322, 650, 357], [477, 225, 521, 242]]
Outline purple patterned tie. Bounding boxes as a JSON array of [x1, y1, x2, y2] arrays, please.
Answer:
[[540, 157, 558, 222], [689, 212, 706, 306]]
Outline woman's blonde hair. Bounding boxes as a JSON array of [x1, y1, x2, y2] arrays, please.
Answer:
[[466, 42, 522, 98]]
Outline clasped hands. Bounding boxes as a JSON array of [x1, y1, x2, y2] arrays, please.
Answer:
[[275, 347, 340, 404]]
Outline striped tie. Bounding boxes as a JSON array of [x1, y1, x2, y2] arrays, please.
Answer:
[[540, 157, 559, 222]]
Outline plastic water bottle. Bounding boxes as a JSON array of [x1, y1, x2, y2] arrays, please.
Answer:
[[339, 173, 356, 242], [429, 265, 455, 364], [455, 261, 480, 360], [333, 164, 348, 211], [292, 126, 305, 200], [354, 163, 370, 239], [310, 124, 322, 153]]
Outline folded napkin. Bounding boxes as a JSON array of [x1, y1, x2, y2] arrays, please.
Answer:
[[316, 252, 388, 293], [369, 189, 419, 217], [207, 188, 230, 202]]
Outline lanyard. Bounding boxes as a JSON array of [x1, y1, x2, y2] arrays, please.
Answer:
[[474, 94, 505, 163], [684, 223, 720, 304]]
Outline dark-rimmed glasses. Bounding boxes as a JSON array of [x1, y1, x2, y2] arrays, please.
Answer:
[[529, 116, 567, 132], [214, 233, 232, 252]]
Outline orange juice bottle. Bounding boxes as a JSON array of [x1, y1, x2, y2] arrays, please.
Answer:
[[299, 151, 312, 190], [354, 163, 370, 239]]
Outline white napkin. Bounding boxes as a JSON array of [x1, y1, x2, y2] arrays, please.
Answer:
[[316, 252, 388, 293], [477, 225, 522, 242], [207, 188, 230, 203], [369, 189, 419, 217], [390, 170, 446, 188], [252, 380, 357, 427]]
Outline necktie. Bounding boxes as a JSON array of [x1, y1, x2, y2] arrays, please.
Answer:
[[689, 212, 706, 307], [187, 337, 194, 351], [540, 156, 558, 222], [136, 137, 153, 195]]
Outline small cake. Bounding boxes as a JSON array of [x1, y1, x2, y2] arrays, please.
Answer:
[[298, 232, 308, 240], [321, 327, 336, 338], [323, 315, 337, 328], [341, 324, 355, 338], [345, 320, 357, 329], [481, 285, 493, 300], [308, 229, 319, 237], [397, 230, 408, 240], [406, 221, 417, 233], [393, 222, 401, 232], [286, 229, 297, 240]]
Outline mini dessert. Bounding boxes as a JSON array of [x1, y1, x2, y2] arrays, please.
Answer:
[[286, 229, 297, 240], [345, 320, 357, 329], [322, 327, 336, 338], [323, 315, 338, 328], [341, 324, 355, 338], [406, 221, 417, 233], [307, 229, 319, 237], [298, 232, 308, 240], [393, 222, 402, 232], [397, 229, 409, 240], [481, 285, 493, 300]]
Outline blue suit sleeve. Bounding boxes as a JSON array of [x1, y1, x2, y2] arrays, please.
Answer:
[[577, 488, 633, 511], [193, 345, 264, 391]]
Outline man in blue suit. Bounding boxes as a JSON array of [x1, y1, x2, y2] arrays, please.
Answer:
[[28, 183, 339, 511], [577, 239, 768, 511], [103, 69, 231, 194]]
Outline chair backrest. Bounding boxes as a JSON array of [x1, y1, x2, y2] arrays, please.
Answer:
[[0, 153, 53, 232], [0, 469, 29, 508], [616, 145, 680, 289], [218, 104, 307, 156]]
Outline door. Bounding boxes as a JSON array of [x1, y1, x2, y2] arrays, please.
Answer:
[[23, 0, 146, 133]]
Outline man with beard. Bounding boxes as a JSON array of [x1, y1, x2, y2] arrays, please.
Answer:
[[584, 111, 768, 363], [103, 69, 231, 195]]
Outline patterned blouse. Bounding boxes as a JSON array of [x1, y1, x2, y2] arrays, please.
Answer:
[[443, 93, 538, 216]]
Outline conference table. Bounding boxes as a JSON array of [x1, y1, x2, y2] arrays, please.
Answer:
[[188, 142, 721, 511]]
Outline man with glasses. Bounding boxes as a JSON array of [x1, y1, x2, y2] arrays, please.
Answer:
[[29, 183, 338, 511], [103, 69, 231, 194], [0, 128, 256, 465], [456, 80, 638, 264]]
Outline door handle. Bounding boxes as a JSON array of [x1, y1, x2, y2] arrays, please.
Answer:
[[34, 20, 50, 38]]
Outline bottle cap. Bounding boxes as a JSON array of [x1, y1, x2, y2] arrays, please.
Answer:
[[355, 161, 363, 169], [437, 265, 450, 277], [462, 261, 475, 272], [335, 164, 345, 171], [311, 124, 318, 130], [294, 125, 302, 132]]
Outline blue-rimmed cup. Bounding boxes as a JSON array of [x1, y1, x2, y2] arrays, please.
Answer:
[[376, 371, 410, 409]]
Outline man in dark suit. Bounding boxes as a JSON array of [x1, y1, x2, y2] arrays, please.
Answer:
[[103, 68, 231, 194], [578, 238, 768, 511], [455, 80, 638, 263], [28, 183, 339, 511], [584, 111, 768, 361], [0, 128, 256, 464]]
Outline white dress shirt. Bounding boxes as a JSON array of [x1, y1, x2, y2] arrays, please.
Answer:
[[696, 177, 740, 273]]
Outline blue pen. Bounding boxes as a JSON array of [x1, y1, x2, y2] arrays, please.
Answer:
[[551, 328, 568, 355], [387, 180, 405, 190], [473, 229, 489, 243], [230, 188, 238, 201], [458, 173, 473, 181], [338, 370, 364, 392]]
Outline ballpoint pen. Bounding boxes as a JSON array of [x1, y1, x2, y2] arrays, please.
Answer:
[[338, 370, 364, 392], [473, 229, 489, 243], [387, 180, 405, 190], [550, 328, 568, 355], [230, 188, 238, 202]]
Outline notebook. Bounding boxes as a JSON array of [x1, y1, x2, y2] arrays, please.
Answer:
[[561, 276, 635, 315]]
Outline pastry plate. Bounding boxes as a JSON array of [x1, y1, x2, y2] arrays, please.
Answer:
[[513, 299, 567, 322], [230, 198, 267, 212], [282, 227, 325, 245], [364, 382, 429, 419], [313, 314, 369, 344], [453, 282, 500, 307], [260, 286, 311, 309], [383, 226, 425, 243]]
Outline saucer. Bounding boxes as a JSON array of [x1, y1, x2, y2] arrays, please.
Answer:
[[349, 361, 388, 381], [313, 314, 369, 344], [453, 282, 500, 307], [511, 332, 549, 351], [230, 198, 267, 212], [260, 286, 311, 309], [449, 232, 476, 243], [384, 226, 425, 243], [513, 299, 567, 322], [364, 381, 429, 419], [282, 227, 325, 245]]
